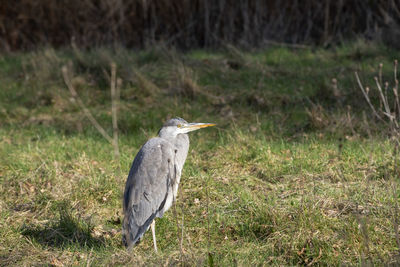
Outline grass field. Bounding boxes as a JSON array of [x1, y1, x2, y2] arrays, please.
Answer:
[[1, 41, 400, 266]]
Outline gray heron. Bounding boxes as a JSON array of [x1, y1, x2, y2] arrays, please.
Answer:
[[122, 117, 215, 252]]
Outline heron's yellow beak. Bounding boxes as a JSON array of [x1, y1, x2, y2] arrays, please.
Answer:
[[182, 123, 216, 132]]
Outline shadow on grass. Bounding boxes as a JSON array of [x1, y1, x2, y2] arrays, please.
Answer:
[[21, 202, 105, 249]]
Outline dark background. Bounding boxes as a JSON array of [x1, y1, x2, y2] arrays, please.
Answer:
[[1, 0, 400, 51]]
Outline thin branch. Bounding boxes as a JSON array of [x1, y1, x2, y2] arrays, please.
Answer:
[[62, 65, 113, 144], [395, 60, 400, 120], [355, 72, 384, 122], [110, 63, 120, 159], [374, 76, 391, 118], [384, 81, 390, 115], [374, 76, 398, 128]]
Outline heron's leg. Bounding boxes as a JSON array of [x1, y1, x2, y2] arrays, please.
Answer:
[[151, 220, 158, 253]]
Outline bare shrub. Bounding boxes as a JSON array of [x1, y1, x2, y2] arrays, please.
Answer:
[[356, 60, 400, 254], [355, 60, 400, 137]]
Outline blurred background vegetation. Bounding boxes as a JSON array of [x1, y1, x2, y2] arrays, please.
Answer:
[[2, 1, 400, 266], [1, 0, 400, 50]]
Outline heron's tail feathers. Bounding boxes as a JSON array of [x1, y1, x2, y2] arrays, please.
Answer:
[[122, 214, 140, 249], [122, 209, 157, 249]]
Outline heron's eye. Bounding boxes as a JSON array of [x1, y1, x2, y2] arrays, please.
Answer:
[[177, 124, 182, 128]]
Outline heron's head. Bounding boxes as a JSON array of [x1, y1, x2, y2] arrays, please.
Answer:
[[158, 117, 215, 138]]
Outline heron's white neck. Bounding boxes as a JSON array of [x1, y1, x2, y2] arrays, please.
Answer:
[[161, 134, 189, 168]]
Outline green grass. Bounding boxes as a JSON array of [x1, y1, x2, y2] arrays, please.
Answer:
[[1, 41, 400, 265]]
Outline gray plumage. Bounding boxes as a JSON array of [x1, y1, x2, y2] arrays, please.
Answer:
[[122, 117, 215, 251]]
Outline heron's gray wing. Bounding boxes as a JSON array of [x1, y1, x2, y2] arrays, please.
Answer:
[[122, 137, 175, 248]]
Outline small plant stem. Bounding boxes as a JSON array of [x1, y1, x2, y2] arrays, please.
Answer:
[[393, 143, 400, 251], [181, 203, 184, 256], [204, 174, 212, 265], [172, 195, 184, 266]]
